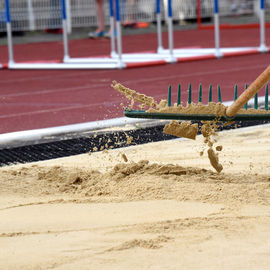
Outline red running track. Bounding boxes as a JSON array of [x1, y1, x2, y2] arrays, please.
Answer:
[[0, 28, 269, 134]]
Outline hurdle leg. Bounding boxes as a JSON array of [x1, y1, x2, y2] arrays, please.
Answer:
[[115, 0, 125, 68], [5, 0, 14, 66], [27, 0, 35, 31], [259, 0, 268, 52], [167, 0, 176, 62], [109, 0, 117, 58], [156, 0, 164, 53], [61, 0, 70, 61], [66, 0, 72, 34], [214, 0, 222, 58]]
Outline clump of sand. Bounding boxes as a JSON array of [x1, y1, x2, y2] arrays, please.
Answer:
[[111, 82, 225, 172], [163, 121, 198, 140], [149, 101, 227, 116], [112, 81, 156, 109], [162, 120, 223, 173], [200, 121, 223, 173]]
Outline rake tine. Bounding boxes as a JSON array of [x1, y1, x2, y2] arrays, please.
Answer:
[[188, 83, 192, 104], [234, 84, 238, 101], [254, 93, 258, 109], [244, 84, 248, 110], [168, 85, 172, 107], [208, 84, 212, 102], [177, 84, 181, 106], [198, 84, 202, 103], [265, 84, 269, 111], [218, 85, 222, 103]]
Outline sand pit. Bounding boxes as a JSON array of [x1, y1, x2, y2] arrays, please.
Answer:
[[1, 124, 270, 269]]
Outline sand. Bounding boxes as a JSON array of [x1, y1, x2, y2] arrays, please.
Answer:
[[1, 124, 270, 269], [112, 81, 156, 109], [163, 121, 199, 140]]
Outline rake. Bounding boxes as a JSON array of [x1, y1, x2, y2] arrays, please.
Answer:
[[122, 65, 270, 122]]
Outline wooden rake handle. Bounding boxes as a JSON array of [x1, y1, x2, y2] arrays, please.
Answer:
[[226, 65, 270, 118]]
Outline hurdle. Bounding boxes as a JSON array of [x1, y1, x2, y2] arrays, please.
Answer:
[[4, 0, 123, 69], [62, 0, 124, 68], [156, 0, 269, 60], [64, 0, 169, 67], [2, 0, 269, 70], [63, 0, 212, 66], [210, 0, 268, 56]]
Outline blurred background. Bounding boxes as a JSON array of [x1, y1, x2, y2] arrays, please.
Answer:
[[0, 0, 269, 38]]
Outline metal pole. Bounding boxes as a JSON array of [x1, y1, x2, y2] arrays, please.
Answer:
[[156, 0, 163, 53], [214, 0, 222, 58], [5, 0, 14, 65], [109, 0, 117, 58], [259, 0, 268, 52], [66, 0, 72, 34], [27, 0, 35, 31], [167, 0, 176, 62], [115, 0, 125, 68], [61, 0, 70, 61]]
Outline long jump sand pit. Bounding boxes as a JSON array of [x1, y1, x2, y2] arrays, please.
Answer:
[[1, 124, 270, 269]]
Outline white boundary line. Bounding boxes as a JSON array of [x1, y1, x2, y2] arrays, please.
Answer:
[[0, 117, 152, 146]]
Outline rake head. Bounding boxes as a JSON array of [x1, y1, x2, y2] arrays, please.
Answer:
[[124, 84, 270, 122]]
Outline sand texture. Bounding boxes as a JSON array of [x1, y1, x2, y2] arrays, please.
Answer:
[[163, 121, 198, 140], [1, 125, 270, 269]]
